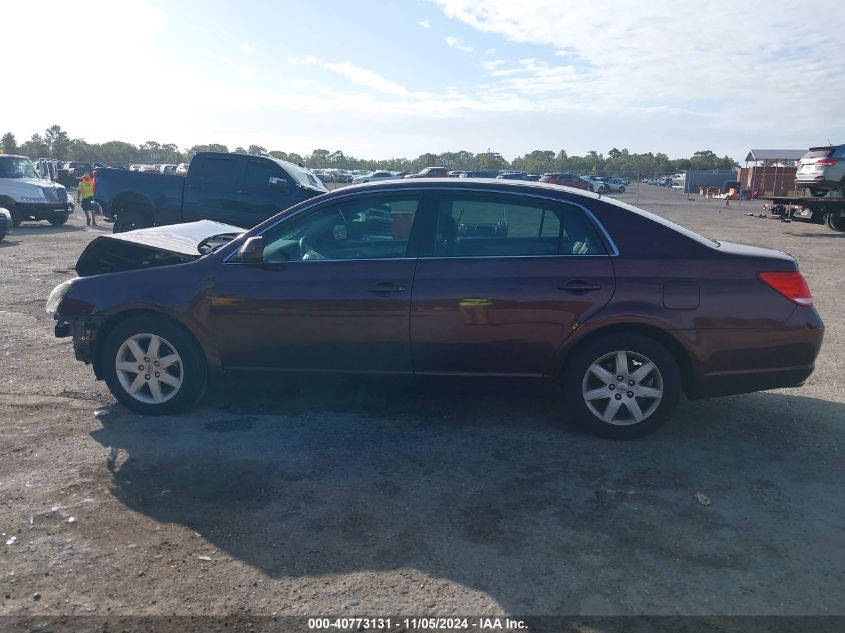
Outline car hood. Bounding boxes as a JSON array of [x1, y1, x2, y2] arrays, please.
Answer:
[[76, 220, 245, 277]]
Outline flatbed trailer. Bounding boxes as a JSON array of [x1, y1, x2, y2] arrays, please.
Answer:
[[759, 193, 845, 231]]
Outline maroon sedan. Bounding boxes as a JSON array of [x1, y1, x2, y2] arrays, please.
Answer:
[[539, 173, 591, 190], [47, 179, 823, 438]]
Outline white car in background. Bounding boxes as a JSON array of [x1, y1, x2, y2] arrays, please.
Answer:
[[175, 163, 189, 175], [580, 176, 610, 193], [351, 170, 400, 184], [159, 164, 178, 175]]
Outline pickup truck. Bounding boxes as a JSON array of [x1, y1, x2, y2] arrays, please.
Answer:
[[93, 152, 328, 232], [403, 166, 450, 179]]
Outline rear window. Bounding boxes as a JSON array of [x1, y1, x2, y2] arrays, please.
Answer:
[[803, 148, 834, 159]]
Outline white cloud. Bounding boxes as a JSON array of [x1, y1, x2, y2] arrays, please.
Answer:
[[241, 42, 254, 54], [323, 61, 415, 98], [433, 0, 845, 140], [445, 36, 474, 53], [417, 19, 431, 28]]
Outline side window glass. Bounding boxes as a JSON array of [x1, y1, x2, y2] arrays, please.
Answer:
[[262, 196, 420, 262], [433, 197, 603, 257], [243, 160, 283, 190], [197, 157, 239, 187]]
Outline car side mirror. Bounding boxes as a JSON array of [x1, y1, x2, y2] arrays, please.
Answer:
[[237, 236, 265, 263], [269, 177, 290, 194]]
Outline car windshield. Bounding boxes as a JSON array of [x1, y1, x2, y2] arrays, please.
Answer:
[[275, 159, 328, 192], [0, 157, 39, 179]]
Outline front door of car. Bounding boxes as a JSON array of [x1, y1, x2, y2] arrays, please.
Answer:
[[208, 193, 428, 373], [235, 157, 301, 226], [410, 193, 616, 377], [182, 153, 248, 226]]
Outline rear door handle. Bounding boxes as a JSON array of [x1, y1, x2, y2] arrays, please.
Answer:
[[558, 279, 602, 294], [366, 282, 407, 296]]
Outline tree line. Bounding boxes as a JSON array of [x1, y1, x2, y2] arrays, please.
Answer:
[[1, 125, 739, 176]]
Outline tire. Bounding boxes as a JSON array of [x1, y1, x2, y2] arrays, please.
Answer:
[[563, 332, 681, 439], [113, 208, 152, 233], [618, 186, 625, 193], [8, 205, 22, 227], [825, 212, 845, 232], [809, 187, 827, 198], [48, 215, 69, 226], [101, 315, 206, 415]]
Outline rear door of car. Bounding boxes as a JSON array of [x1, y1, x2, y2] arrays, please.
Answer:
[[209, 191, 431, 373], [410, 191, 616, 377]]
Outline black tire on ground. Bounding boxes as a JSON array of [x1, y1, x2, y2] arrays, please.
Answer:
[[825, 212, 845, 232], [0, 229, 6, 242], [562, 332, 682, 439], [8, 205, 23, 227], [618, 186, 625, 193], [112, 208, 153, 233], [809, 187, 827, 198], [48, 215, 69, 226], [101, 314, 206, 415]]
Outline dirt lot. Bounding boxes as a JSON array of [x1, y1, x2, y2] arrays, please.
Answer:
[[1, 185, 843, 624]]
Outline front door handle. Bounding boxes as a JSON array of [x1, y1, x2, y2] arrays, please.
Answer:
[[559, 279, 602, 294], [366, 282, 407, 296]]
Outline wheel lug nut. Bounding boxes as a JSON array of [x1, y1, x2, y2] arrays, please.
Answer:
[[609, 384, 615, 390], [627, 391, 634, 397], [628, 380, 634, 386], [617, 375, 624, 381], [138, 365, 144, 371], [144, 357, 150, 362], [155, 372, 160, 377], [615, 393, 622, 400], [154, 361, 160, 367], [144, 374, 150, 380]]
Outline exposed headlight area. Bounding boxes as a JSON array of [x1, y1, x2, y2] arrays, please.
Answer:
[[45, 279, 75, 315]]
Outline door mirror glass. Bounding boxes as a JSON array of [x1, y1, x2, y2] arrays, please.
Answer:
[[269, 177, 290, 194], [237, 236, 265, 263]]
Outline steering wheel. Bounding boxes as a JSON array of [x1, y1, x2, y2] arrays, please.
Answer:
[[299, 236, 326, 260]]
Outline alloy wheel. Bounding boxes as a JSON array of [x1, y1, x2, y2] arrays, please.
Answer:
[[581, 350, 663, 425], [115, 333, 183, 404]]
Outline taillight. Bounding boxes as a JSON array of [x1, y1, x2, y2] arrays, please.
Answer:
[[817, 158, 838, 166], [758, 272, 813, 306]]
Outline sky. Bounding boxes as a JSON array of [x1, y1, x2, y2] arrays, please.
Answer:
[[5, 0, 845, 162]]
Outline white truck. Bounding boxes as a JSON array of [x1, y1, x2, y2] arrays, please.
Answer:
[[0, 155, 74, 226]]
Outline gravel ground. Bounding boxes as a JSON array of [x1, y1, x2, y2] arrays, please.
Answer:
[[0, 185, 843, 624]]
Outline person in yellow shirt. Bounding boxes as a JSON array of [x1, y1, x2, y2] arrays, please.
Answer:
[[77, 173, 97, 226]]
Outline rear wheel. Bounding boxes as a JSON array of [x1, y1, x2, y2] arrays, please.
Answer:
[[113, 208, 152, 233], [809, 187, 827, 198], [101, 315, 206, 414], [563, 333, 681, 439], [618, 186, 625, 193], [825, 212, 845, 232]]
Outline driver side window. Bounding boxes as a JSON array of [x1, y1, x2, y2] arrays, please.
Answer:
[[262, 196, 421, 262]]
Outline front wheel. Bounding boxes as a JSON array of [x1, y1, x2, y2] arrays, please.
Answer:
[[102, 315, 206, 415], [49, 215, 69, 226], [9, 205, 22, 227], [618, 186, 625, 193], [809, 187, 828, 198], [563, 333, 681, 439]]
